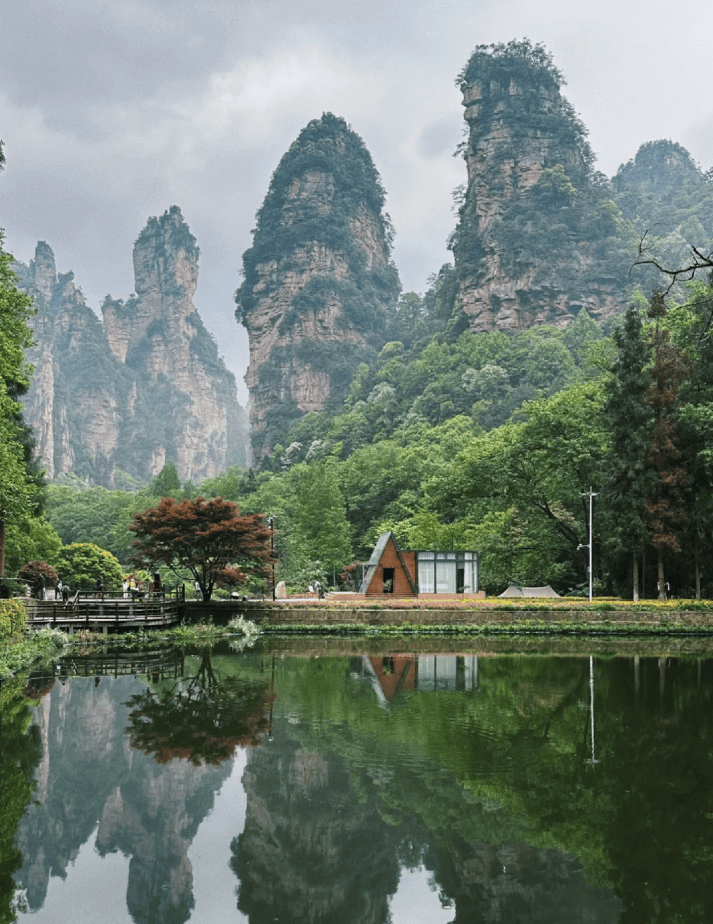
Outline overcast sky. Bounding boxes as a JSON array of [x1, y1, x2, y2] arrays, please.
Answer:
[[3, 0, 713, 403]]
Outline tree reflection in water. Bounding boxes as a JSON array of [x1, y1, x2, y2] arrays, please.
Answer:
[[0, 679, 42, 923], [125, 651, 274, 765]]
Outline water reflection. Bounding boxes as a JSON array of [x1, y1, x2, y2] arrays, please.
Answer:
[[6, 642, 713, 923], [125, 650, 273, 764]]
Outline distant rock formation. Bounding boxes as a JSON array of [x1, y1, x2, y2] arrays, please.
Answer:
[[16, 207, 248, 485], [451, 41, 630, 332], [235, 113, 401, 464], [15, 673, 230, 921]]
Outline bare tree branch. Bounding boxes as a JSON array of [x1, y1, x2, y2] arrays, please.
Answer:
[[633, 231, 713, 293]]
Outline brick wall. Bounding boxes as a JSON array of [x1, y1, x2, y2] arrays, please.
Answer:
[[364, 536, 417, 596]]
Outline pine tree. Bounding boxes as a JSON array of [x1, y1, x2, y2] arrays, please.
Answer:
[[602, 306, 654, 599]]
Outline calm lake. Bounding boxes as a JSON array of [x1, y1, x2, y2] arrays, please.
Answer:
[[4, 636, 713, 923]]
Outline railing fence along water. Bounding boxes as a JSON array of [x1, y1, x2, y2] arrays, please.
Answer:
[[22, 583, 185, 631]]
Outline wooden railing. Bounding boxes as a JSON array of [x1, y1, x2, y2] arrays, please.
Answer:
[[25, 593, 181, 628]]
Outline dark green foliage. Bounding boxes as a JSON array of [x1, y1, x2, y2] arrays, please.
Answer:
[[269, 306, 605, 465], [199, 466, 258, 502], [458, 39, 564, 93], [600, 306, 655, 594], [642, 296, 693, 596], [150, 463, 182, 499], [0, 681, 42, 924], [457, 40, 591, 167], [1, 231, 45, 571]]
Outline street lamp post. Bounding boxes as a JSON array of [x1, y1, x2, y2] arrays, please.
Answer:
[[579, 487, 598, 602]]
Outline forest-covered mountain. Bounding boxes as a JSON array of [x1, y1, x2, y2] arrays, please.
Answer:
[[235, 113, 401, 463], [235, 43, 713, 465], [451, 40, 631, 330], [14, 207, 249, 487]]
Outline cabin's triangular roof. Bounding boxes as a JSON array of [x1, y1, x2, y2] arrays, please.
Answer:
[[358, 531, 417, 595]]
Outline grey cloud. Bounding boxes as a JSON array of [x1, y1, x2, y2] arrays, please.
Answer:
[[417, 116, 462, 159], [4, 0, 713, 397]]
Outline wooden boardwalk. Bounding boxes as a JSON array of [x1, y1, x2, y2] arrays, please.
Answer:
[[25, 595, 182, 632]]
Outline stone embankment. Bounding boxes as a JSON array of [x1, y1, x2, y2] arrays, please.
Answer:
[[219, 598, 713, 634]]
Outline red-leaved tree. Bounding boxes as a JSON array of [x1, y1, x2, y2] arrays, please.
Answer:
[[128, 496, 274, 601]]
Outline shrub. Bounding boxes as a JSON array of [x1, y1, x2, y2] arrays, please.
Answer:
[[54, 543, 125, 591], [0, 599, 27, 641], [17, 560, 59, 591]]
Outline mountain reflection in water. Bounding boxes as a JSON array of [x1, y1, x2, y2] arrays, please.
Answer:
[[7, 641, 713, 923]]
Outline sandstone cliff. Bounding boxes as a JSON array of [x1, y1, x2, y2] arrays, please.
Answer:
[[236, 113, 401, 464], [17, 208, 248, 485], [451, 41, 631, 332]]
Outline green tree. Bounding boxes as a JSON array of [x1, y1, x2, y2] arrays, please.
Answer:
[[601, 306, 655, 599], [439, 382, 609, 590], [666, 283, 713, 596], [388, 292, 430, 349], [199, 467, 257, 502], [3, 518, 62, 578], [643, 293, 692, 599], [54, 542, 125, 591], [149, 463, 182, 499], [290, 462, 352, 585], [46, 483, 160, 565], [0, 232, 39, 577]]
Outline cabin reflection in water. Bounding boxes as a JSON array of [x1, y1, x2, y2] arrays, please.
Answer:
[[350, 654, 479, 702]]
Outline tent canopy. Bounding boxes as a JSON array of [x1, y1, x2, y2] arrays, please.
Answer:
[[498, 584, 560, 598]]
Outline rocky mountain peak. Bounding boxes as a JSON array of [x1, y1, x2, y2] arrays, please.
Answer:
[[133, 205, 199, 302], [236, 112, 400, 464], [19, 209, 248, 485], [28, 241, 57, 302], [451, 41, 629, 332]]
